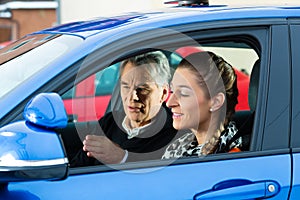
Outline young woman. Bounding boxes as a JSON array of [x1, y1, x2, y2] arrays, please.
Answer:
[[162, 51, 242, 159]]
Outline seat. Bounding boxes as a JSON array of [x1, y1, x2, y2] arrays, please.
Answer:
[[231, 59, 260, 151], [248, 59, 260, 112]]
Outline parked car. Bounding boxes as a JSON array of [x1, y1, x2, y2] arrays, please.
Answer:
[[0, 1, 299, 199]]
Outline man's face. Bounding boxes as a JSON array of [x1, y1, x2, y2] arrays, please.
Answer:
[[120, 62, 165, 128]]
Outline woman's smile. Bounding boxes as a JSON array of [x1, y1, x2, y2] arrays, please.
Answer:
[[172, 112, 183, 119]]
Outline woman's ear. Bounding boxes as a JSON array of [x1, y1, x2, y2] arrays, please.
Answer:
[[210, 92, 225, 112]]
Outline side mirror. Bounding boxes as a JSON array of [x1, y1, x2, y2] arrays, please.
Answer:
[[0, 93, 68, 183], [23, 92, 68, 128]]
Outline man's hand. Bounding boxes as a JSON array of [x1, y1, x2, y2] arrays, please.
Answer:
[[83, 135, 126, 164]]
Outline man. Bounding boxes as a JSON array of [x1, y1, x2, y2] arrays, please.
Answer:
[[71, 51, 179, 166]]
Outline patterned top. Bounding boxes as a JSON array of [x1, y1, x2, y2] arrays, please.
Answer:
[[162, 121, 242, 159]]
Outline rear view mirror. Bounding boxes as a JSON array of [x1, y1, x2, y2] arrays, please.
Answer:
[[0, 93, 68, 183]]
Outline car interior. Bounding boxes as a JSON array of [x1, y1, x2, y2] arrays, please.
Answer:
[[232, 58, 260, 151], [57, 39, 260, 168]]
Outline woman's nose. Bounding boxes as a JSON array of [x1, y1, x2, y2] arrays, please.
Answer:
[[166, 93, 178, 108]]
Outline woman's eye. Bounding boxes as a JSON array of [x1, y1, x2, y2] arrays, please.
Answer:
[[179, 90, 191, 97], [180, 92, 190, 97]]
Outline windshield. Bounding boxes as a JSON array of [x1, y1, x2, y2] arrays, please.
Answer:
[[0, 34, 83, 99]]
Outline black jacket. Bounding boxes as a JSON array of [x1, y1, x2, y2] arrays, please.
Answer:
[[70, 104, 178, 167]]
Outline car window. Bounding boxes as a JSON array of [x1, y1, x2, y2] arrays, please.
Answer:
[[62, 40, 258, 123], [0, 34, 83, 100], [95, 63, 120, 96], [59, 36, 260, 169], [61, 63, 120, 122]]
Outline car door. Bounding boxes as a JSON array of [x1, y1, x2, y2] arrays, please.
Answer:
[[5, 20, 292, 199], [290, 21, 300, 199]]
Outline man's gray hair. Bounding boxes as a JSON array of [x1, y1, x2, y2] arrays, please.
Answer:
[[120, 51, 171, 86]]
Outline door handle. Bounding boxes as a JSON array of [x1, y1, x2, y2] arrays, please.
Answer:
[[193, 179, 280, 200]]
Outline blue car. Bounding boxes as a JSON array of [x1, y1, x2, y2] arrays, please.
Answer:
[[1, 1, 300, 199]]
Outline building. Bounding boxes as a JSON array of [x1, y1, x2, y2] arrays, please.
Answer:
[[59, 0, 165, 23], [0, 0, 57, 42]]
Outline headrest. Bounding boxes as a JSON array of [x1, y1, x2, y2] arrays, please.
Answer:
[[248, 59, 260, 112]]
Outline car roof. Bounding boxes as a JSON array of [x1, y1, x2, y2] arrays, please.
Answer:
[[32, 5, 300, 39]]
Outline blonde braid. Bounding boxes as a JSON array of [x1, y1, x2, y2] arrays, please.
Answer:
[[201, 130, 221, 155]]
